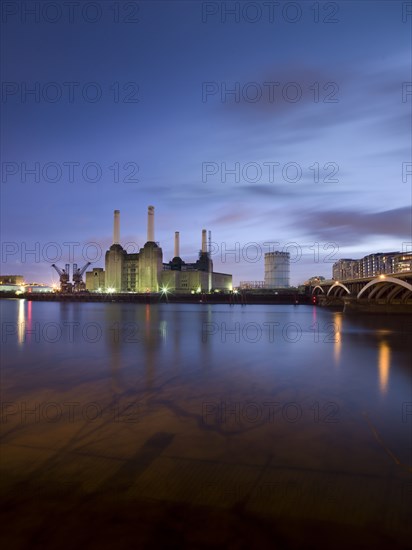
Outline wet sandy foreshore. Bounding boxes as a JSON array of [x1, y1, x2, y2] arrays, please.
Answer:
[[1, 480, 410, 549], [1, 415, 410, 549]]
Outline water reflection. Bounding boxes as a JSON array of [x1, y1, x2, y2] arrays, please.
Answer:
[[17, 299, 25, 346], [5, 300, 410, 405], [332, 312, 342, 367], [378, 340, 390, 394], [144, 304, 160, 388], [159, 320, 167, 341], [312, 305, 317, 324], [17, 299, 32, 346]]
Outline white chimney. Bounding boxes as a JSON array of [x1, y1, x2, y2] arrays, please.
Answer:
[[202, 229, 207, 253], [147, 205, 155, 242], [174, 231, 180, 258], [113, 210, 120, 245]]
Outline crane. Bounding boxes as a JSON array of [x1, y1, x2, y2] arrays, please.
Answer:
[[72, 262, 91, 292], [51, 263, 72, 293]]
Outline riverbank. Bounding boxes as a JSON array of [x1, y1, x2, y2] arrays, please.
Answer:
[[0, 291, 308, 305], [343, 296, 412, 314]]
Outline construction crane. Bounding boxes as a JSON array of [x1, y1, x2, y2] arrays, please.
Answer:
[[51, 263, 72, 293], [72, 262, 91, 292]]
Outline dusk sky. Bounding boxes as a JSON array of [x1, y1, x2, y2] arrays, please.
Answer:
[[1, 0, 411, 285]]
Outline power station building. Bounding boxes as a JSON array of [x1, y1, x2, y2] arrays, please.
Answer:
[[264, 251, 290, 288], [85, 268, 105, 291], [86, 207, 232, 293]]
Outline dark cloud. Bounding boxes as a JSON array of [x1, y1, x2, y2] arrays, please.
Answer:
[[211, 60, 410, 147], [298, 206, 411, 245], [217, 64, 349, 115]]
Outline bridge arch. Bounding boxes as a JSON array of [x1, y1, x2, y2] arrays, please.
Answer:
[[327, 282, 351, 297], [357, 277, 412, 302], [312, 285, 325, 295]]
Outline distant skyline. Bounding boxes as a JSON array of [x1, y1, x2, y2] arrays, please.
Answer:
[[1, 1, 411, 285], [1, 204, 410, 287]]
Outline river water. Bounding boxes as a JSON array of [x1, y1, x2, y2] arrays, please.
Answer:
[[1, 299, 411, 547]]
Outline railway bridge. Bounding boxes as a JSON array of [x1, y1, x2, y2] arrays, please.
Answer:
[[308, 272, 412, 313]]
